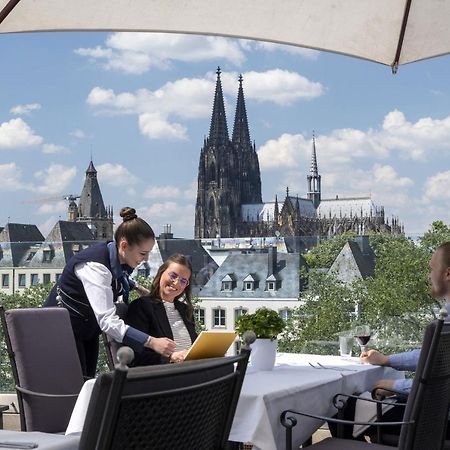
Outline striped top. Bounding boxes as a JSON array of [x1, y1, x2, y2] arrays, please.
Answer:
[[162, 300, 192, 351]]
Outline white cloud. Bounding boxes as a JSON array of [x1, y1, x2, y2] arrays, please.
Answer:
[[220, 69, 324, 105], [70, 129, 86, 139], [37, 201, 67, 215], [42, 143, 69, 154], [96, 163, 138, 187], [0, 118, 43, 149], [139, 113, 188, 140], [144, 185, 181, 199], [139, 201, 195, 237], [423, 171, 450, 200], [258, 111, 450, 172], [76, 33, 246, 75], [38, 216, 59, 237], [10, 103, 41, 115], [33, 164, 77, 194], [0, 163, 28, 191], [258, 133, 307, 170]]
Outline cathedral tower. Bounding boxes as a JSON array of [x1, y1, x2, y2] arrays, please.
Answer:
[[194, 68, 242, 238], [232, 74, 262, 204]]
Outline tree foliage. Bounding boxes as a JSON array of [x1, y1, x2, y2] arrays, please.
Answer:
[[420, 220, 450, 253], [280, 231, 438, 354]]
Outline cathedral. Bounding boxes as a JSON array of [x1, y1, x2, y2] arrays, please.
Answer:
[[194, 68, 403, 239]]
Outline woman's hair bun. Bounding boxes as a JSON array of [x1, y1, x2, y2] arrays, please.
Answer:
[[120, 207, 138, 222]]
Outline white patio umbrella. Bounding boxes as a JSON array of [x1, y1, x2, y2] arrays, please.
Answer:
[[0, 0, 449, 72]]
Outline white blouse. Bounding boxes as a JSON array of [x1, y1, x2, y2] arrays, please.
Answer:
[[162, 300, 192, 351]]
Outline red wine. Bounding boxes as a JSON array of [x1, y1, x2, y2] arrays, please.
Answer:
[[355, 335, 371, 346]]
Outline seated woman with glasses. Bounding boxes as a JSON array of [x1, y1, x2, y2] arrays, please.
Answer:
[[125, 253, 197, 366]]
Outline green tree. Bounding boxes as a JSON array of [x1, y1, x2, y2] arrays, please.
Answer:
[[280, 232, 436, 355], [420, 220, 450, 252]]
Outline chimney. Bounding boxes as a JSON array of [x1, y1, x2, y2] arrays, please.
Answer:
[[268, 246, 277, 276]]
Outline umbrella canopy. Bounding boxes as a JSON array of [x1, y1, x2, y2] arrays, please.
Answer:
[[0, 0, 449, 72]]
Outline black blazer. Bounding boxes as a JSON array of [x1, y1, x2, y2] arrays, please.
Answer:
[[125, 296, 198, 367]]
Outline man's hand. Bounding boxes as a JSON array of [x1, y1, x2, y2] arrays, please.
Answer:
[[372, 379, 395, 399], [360, 349, 389, 366], [146, 336, 176, 357]]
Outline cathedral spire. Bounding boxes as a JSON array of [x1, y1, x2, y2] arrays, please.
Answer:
[[232, 74, 251, 147], [208, 67, 229, 145], [310, 132, 319, 176], [307, 132, 322, 209]]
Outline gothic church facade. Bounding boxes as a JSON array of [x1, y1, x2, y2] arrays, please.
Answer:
[[194, 68, 403, 239]]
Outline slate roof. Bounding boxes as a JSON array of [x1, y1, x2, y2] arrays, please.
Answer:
[[200, 249, 307, 299], [29, 221, 96, 268], [78, 160, 107, 219], [0, 223, 44, 267], [347, 240, 375, 279], [318, 196, 377, 218]]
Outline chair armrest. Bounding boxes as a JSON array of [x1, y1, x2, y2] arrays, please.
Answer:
[[280, 409, 412, 429], [371, 386, 408, 401], [333, 392, 407, 409], [16, 385, 79, 399]]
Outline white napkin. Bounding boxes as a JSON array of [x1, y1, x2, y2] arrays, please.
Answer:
[[352, 391, 396, 437]]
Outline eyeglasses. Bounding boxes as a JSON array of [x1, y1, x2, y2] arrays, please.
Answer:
[[168, 271, 190, 288]]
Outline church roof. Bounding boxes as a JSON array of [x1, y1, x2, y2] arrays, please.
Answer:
[[317, 196, 377, 218], [79, 160, 107, 219], [241, 202, 275, 222], [285, 196, 317, 218]]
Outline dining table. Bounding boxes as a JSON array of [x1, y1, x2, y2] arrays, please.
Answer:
[[228, 353, 404, 450]]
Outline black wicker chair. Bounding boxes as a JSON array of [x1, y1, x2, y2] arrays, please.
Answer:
[[79, 332, 254, 450], [102, 302, 128, 370], [0, 304, 84, 433], [280, 315, 450, 450]]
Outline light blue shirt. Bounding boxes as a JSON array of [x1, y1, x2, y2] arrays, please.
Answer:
[[389, 302, 450, 392]]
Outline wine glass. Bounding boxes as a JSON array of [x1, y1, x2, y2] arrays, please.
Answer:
[[354, 325, 371, 354]]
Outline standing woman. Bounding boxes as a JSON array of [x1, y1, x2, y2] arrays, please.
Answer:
[[125, 254, 197, 366], [44, 207, 176, 377]]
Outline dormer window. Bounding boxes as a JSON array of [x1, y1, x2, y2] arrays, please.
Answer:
[[243, 274, 256, 291], [43, 250, 52, 262], [221, 274, 235, 292], [266, 274, 279, 291]]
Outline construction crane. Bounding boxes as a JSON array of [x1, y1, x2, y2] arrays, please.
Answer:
[[21, 194, 80, 204]]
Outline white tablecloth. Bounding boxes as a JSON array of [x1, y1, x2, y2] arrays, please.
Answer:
[[229, 353, 403, 450]]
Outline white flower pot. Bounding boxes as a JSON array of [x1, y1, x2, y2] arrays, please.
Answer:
[[250, 338, 277, 371]]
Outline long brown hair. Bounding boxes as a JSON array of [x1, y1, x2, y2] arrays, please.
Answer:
[[150, 254, 194, 319], [114, 207, 155, 246]]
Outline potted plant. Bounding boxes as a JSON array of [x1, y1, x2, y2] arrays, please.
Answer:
[[235, 307, 286, 371]]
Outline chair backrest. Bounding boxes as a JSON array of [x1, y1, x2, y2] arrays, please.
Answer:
[[398, 318, 450, 450], [102, 302, 128, 370], [79, 346, 251, 450], [0, 305, 84, 433]]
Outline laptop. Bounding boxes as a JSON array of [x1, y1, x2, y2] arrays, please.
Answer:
[[184, 331, 238, 361]]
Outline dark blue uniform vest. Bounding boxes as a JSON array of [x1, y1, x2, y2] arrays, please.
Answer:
[[45, 242, 123, 340]]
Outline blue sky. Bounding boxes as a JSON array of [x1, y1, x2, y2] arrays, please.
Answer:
[[1, 32, 449, 239]]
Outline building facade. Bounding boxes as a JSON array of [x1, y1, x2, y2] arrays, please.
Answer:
[[194, 69, 403, 240]]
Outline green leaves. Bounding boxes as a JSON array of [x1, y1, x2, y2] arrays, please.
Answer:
[[235, 307, 286, 339]]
